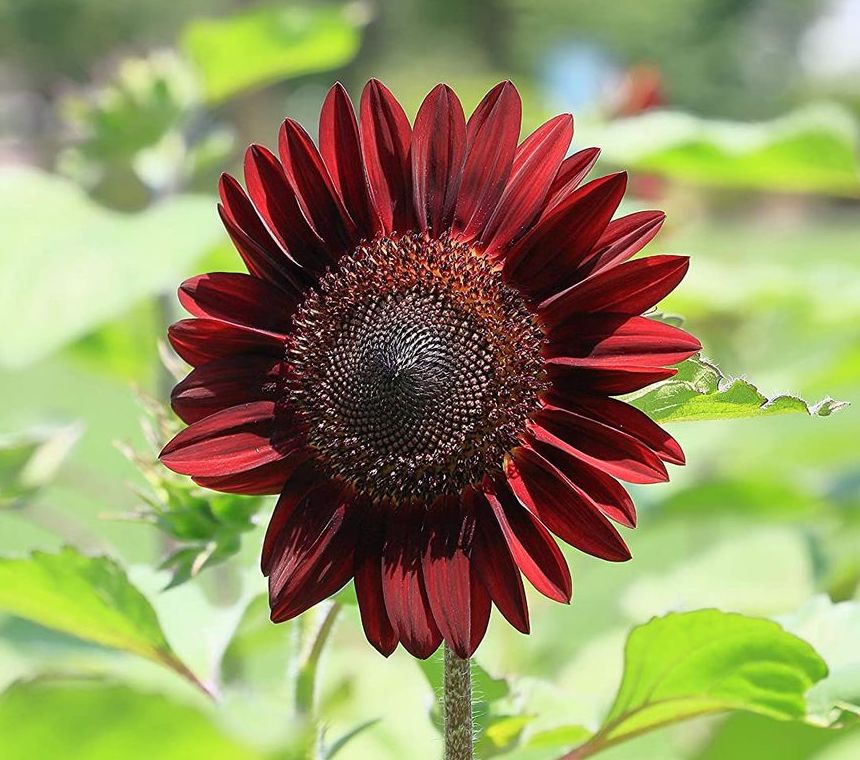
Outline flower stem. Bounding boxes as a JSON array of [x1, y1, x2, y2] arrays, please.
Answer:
[[443, 644, 473, 760]]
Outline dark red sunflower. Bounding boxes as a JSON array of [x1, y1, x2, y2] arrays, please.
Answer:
[[160, 80, 700, 659]]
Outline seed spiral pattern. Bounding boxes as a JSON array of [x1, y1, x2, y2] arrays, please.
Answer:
[[288, 234, 547, 502]]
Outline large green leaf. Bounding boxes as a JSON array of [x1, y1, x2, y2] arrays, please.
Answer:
[[632, 356, 847, 423], [182, 4, 363, 104], [0, 548, 206, 693], [0, 681, 261, 760], [592, 104, 860, 196], [0, 168, 221, 368], [693, 712, 857, 760], [565, 610, 827, 757]]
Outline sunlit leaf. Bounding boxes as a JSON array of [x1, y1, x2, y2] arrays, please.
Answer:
[[566, 610, 828, 756], [0, 168, 221, 368], [632, 356, 847, 423], [693, 713, 856, 760], [593, 104, 860, 196], [0, 548, 207, 694], [0, 681, 261, 760], [524, 724, 592, 750], [182, 3, 364, 104]]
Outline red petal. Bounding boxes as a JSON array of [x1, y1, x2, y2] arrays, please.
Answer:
[[452, 81, 522, 243], [381, 504, 442, 659], [268, 482, 357, 622], [278, 118, 357, 253], [353, 497, 398, 656], [160, 401, 300, 478], [422, 496, 490, 658], [168, 318, 285, 367], [171, 355, 289, 424], [319, 82, 378, 237], [411, 84, 466, 237], [540, 254, 690, 325], [503, 173, 627, 298], [483, 113, 573, 255], [360, 79, 413, 234], [218, 175, 311, 295], [466, 487, 530, 634], [193, 450, 311, 496], [577, 210, 666, 277], [545, 315, 702, 367], [243, 145, 333, 274], [262, 463, 330, 574], [530, 404, 669, 484], [548, 363, 677, 395], [544, 391, 685, 465], [527, 438, 636, 528], [505, 447, 631, 562], [542, 147, 601, 216], [178, 272, 296, 332], [482, 475, 572, 603]]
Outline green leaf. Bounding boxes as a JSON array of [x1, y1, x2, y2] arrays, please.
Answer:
[[182, 4, 363, 104], [325, 719, 380, 759], [654, 478, 825, 520], [593, 104, 860, 196], [0, 548, 207, 694], [220, 594, 295, 688], [0, 424, 82, 509], [0, 681, 261, 760], [525, 724, 592, 750], [577, 610, 828, 754], [0, 168, 222, 368], [632, 356, 848, 423], [779, 597, 860, 723], [693, 713, 851, 760]]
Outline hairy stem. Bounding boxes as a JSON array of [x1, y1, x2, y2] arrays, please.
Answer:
[[443, 644, 473, 760]]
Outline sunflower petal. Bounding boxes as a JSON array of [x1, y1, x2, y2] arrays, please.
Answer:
[[160, 401, 300, 478], [483, 113, 573, 255], [422, 496, 490, 658], [381, 504, 442, 659], [503, 172, 627, 298], [452, 81, 522, 242], [360, 79, 413, 234], [171, 355, 288, 423], [278, 118, 357, 252], [178, 272, 296, 332], [411, 84, 467, 237], [168, 318, 285, 367], [530, 405, 669, 484], [482, 476, 572, 602], [319, 82, 378, 237], [467, 487, 530, 633]]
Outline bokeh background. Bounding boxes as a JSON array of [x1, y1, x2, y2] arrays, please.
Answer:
[[0, 1, 858, 759]]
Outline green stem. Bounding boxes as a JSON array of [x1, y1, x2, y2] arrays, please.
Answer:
[[443, 644, 473, 760], [294, 600, 342, 718]]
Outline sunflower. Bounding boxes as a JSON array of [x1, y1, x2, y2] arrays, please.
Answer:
[[160, 80, 700, 659]]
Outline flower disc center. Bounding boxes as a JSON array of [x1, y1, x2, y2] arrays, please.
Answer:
[[289, 234, 546, 503]]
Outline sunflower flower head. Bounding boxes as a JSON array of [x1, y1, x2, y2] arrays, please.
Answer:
[[160, 80, 701, 659]]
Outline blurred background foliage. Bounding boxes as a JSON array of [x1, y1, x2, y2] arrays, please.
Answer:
[[0, 1, 858, 759]]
